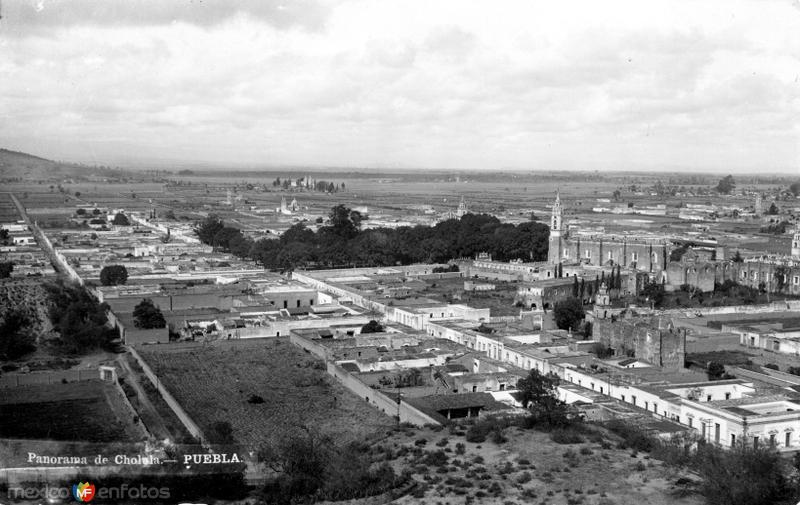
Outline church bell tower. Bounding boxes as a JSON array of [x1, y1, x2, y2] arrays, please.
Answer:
[[547, 191, 564, 264]]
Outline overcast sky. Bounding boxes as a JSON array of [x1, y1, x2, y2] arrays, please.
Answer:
[[1, 0, 799, 172]]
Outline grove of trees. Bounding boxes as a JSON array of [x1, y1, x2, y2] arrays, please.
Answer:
[[0, 309, 36, 360], [195, 204, 550, 272], [44, 279, 115, 353]]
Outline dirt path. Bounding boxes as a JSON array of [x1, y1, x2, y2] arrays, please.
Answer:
[[117, 354, 171, 441]]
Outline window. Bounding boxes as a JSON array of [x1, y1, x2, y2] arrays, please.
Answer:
[[770, 434, 776, 446], [499, 384, 506, 391], [753, 436, 759, 448], [715, 423, 720, 443], [600, 387, 604, 394], [706, 395, 712, 402], [688, 417, 693, 428], [283, 301, 288, 309], [472, 385, 477, 392], [725, 392, 731, 400], [607, 251, 613, 261], [585, 250, 592, 259], [645, 401, 649, 410], [310, 299, 314, 305], [621, 395, 626, 402], [563, 249, 569, 258], [297, 300, 301, 307], [794, 276, 800, 285], [631, 252, 638, 262], [731, 434, 736, 446], [631, 395, 637, 406], [786, 432, 791, 448]]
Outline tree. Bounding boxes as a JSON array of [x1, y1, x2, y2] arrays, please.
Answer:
[[790, 181, 800, 196], [696, 441, 789, 505], [360, 320, 384, 334], [0, 261, 13, 278], [0, 310, 36, 360], [640, 281, 665, 307], [715, 175, 735, 194], [323, 204, 362, 239], [195, 215, 225, 245], [76, 208, 86, 216], [99, 265, 128, 286], [133, 298, 166, 329], [75, 191, 81, 197], [707, 361, 726, 380], [516, 369, 571, 427], [732, 250, 743, 263], [112, 213, 130, 226], [553, 297, 584, 331], [766, 202, 779, 215]]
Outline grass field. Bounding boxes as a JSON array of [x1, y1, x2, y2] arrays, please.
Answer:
[[137, 338, 395, 449], [0, 380, 142, 443]]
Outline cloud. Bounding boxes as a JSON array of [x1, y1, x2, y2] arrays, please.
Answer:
[[4, 0, 332, 33], [0, 0, 798, 171]]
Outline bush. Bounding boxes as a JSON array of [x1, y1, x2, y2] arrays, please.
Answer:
[[455, 442, 466, 455], [516, 471, 532, 484], [605, 420, 655, 452], [247, 394, 265, 404], [551, 429, 584, 444], [490, 429, 508, 444]]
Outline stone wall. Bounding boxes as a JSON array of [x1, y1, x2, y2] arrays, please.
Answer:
[[594, 317, 686, 370]]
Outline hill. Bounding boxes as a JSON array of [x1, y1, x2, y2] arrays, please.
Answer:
[[0, 148, 61, 181], [0, 147, 88, 181]]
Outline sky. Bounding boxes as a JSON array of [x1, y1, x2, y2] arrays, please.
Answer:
[[1, 0, 799, 173]]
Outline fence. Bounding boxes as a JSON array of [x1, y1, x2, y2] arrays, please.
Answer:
[[127, 347, 207, 444], [0, 369, 99, 388]]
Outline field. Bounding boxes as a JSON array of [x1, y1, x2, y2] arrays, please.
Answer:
[[0, 380, 143, 443], [384, 424, 702, 505], [137, 338, 395, 449]]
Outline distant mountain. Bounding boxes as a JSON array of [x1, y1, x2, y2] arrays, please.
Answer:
[[0, 148, 74, 180]]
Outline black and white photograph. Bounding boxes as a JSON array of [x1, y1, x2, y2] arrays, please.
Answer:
[[1, 1, 800, 504]]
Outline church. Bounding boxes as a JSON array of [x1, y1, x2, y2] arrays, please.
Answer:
[[546, 192, 800, 296]]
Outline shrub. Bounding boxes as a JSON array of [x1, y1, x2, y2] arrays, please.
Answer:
[[247, 394, 264, 404], [455, 442, 466, 455], [436, 437, 449, 447], [491, 428, 508, 444], [551, 429, 584, 444], [516, 471, 532, 484]]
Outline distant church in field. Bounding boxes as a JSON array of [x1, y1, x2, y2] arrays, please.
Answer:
[[545, 191, 800, 295]]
